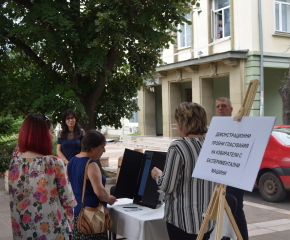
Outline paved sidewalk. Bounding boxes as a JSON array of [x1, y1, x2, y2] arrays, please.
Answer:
[[0, 179, 13, 240], [1, 143, 290, 239], [2, 177, 290, 240]]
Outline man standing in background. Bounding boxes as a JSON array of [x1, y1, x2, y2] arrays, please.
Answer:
[[216, 97, 249, 240]]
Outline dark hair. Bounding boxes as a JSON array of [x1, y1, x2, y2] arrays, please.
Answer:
[[174, 102, 208, 135], [81, 130, 106, 152], [60, 109, 82, 139], [18, 114, 53, 155]]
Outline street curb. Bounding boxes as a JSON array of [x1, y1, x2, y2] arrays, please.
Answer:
[[244, 201, 290, 215]]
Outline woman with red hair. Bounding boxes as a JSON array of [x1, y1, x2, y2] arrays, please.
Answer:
[[9, 114, 76, 240]]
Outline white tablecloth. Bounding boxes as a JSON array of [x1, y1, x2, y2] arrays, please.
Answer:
[[107, 198, 169, 240], [108, 198, 236, 240]]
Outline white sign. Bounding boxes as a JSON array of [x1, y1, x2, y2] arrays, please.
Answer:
[[192, 116, 276, 191]]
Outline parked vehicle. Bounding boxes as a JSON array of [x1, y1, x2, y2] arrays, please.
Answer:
[[256, 125, 290, 202]]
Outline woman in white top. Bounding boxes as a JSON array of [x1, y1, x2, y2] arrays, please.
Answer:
[[9, 114, 76, 240]]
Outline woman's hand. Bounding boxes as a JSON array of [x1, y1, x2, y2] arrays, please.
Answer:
[[107, 196, 117, 206], [57, 144, 68, 165], [151, 167, 162, 180]]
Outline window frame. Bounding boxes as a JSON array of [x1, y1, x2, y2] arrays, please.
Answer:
[[177, 13, 192, 50], [129, 98, 138, 123], [274, 0, 290, 34], [211, 0, 231, 41]]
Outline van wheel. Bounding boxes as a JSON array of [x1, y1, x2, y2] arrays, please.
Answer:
[[258, 172, 287, 202]]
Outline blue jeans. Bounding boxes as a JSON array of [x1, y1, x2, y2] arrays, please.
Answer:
[[222, 186, 248, 240]]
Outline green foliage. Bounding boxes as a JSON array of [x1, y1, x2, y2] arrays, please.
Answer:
[[0, 141, 17, 172], [125, 133, 141, 136], [0, 134, 18, 143], [0, 116, 23, 139], [0, 0, 193, 130], [52, 138, 57, 156]]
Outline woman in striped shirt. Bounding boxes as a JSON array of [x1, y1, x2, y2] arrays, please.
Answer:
[[151, 102, 216, 240]]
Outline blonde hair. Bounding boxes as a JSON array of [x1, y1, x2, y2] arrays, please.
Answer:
[[216, 97, 232, 107], [174, 102, 208, 136]]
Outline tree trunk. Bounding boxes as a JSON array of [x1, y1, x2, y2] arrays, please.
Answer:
[[81, 98, 96, 132], [79, 47, 119, 131], [80, 78, 106, 131], [80, 84, 109, 178], [278, 65, 290, 125]]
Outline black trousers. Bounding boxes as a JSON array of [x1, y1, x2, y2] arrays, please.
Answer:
[[222, 186, 248, 240], [166, 222, 213, 240]]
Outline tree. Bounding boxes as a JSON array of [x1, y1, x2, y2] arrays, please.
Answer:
[[0, 0, 194, 130], [278, 65, 290, 125]]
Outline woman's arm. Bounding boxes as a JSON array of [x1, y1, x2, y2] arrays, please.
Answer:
[[57, 144, 69, 165], [54, 158, 76, 226], [152, 146, 181, 193], [87, 162, 116, 205], [54, 159, 77, 209]]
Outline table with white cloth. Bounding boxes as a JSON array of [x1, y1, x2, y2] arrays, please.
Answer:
[[107, 198, 236, 240], [107, 198, 169, 240]]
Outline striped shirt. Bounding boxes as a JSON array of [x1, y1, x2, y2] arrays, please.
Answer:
[[157, 137, 216, 234]]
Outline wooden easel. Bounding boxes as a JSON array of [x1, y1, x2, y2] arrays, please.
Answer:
[[197, 79, 260, 240]]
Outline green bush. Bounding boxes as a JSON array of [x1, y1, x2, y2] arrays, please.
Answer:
[[0, 116, 23, 139], [52, 138, 57, 156], [0, 141, 18, 172], [0, 138, 58, 173], [0, 134, 18, 143]]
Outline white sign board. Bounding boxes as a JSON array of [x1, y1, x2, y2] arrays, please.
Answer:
[[192, 116, 276, 191]]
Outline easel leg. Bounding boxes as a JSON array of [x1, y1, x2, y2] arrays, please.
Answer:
[[197, 184, 221, 240], [215, 185, 226, 240]]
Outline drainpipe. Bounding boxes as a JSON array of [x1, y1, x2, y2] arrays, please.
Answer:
[[258, 0, 264, 116]]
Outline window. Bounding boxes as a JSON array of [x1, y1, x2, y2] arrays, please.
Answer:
[[177, 13, 191, 49], [130, 99, 138, 123], [211, 0, 230, 40], [185, 89, 192, 102], [275, 0, 290, 33], [130, 111, 138, 123]]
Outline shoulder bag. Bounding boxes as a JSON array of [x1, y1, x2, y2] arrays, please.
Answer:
[[77, 159, 113, 234]]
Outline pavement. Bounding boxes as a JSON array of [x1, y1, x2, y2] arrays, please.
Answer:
[[1, 143, 290, 239]]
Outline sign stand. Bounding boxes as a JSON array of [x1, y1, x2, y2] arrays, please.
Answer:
[[196, 79, 260, 240]]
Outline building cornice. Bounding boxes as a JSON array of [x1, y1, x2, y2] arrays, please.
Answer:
[[156, 50, 249, 72], [247, 51, 290, 68]]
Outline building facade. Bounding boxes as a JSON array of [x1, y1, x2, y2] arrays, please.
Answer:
[[138, 0, 290, 138]]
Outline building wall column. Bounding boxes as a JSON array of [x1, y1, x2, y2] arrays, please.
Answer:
[[229, 59, 245, 116], [162, 80, 170, 137], [170, 82, 182, 137], [137, 88, 156, 136], [201, 78, 214, 124], [192, 74, 201, 104], [245, 53, 261, 116]]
